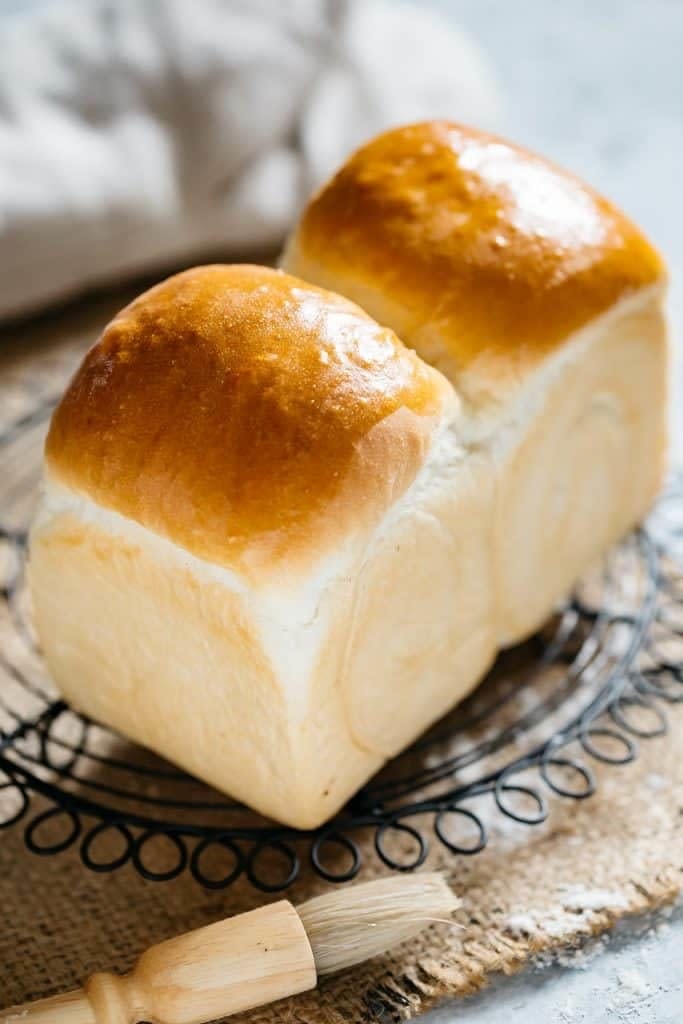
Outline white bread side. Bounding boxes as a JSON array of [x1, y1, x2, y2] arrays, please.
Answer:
[[29, 412, 497, 828], [488, 288, 668, 644]]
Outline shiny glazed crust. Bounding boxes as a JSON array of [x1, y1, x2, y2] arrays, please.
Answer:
[[285, 121, 666, 404], [45, 265, 452, 575]]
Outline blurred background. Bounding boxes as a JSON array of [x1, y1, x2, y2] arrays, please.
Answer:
[[1, 0, 680, 436], [0, 0, 679, 345]]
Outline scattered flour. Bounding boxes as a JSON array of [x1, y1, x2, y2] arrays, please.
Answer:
[[559, 886, 629, 913], [505, 908, 592, 941], [535, 901, 677, 1023], [506, 888, 628, 941], [558, 995, 581, 1022], [505, 912, 539, 936], [616, 967, 652, 997], [555, 937, 607, 970], [607, 965, 655, 1018]]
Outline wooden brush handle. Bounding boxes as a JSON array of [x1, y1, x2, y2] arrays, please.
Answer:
[[1, 902, 317, 1024], [0, 989, 96, 1024]]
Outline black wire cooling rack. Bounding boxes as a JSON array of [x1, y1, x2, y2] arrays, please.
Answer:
[[1, 390, 682, 891]]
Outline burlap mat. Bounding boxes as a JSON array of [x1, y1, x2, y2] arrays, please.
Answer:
[[1, 288, 682, 1021], [2, 711, 682, 1021]]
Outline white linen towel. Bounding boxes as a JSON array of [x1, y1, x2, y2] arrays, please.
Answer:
[[0, 0, 499, 320]]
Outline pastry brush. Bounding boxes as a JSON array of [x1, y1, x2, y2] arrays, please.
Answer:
[[1, 872, 458, 1024]]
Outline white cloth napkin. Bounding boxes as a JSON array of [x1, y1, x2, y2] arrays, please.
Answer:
[[0, 0, 499, 321]]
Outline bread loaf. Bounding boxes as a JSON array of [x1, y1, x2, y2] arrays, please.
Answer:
[[30, 123, 669, 829], [283, 121, 669, 643], [29, 264, 496, 828]]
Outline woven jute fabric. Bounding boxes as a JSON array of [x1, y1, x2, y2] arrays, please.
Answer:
[[2, 707, 682, 1021], [1, 290, 683, 1021]]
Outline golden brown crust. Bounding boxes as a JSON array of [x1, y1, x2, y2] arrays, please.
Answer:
[[46, 265, 450, 573], [290, 121, 666, 387]]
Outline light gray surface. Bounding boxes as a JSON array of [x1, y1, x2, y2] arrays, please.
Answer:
[[425, 907, 683, 1023], [422, 1, 682, 1020]]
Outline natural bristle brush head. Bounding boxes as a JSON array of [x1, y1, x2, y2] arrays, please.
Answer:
[[297, 872, 460, 975]]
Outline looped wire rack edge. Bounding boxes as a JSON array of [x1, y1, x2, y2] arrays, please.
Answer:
[[1, 394, 682, 892]]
